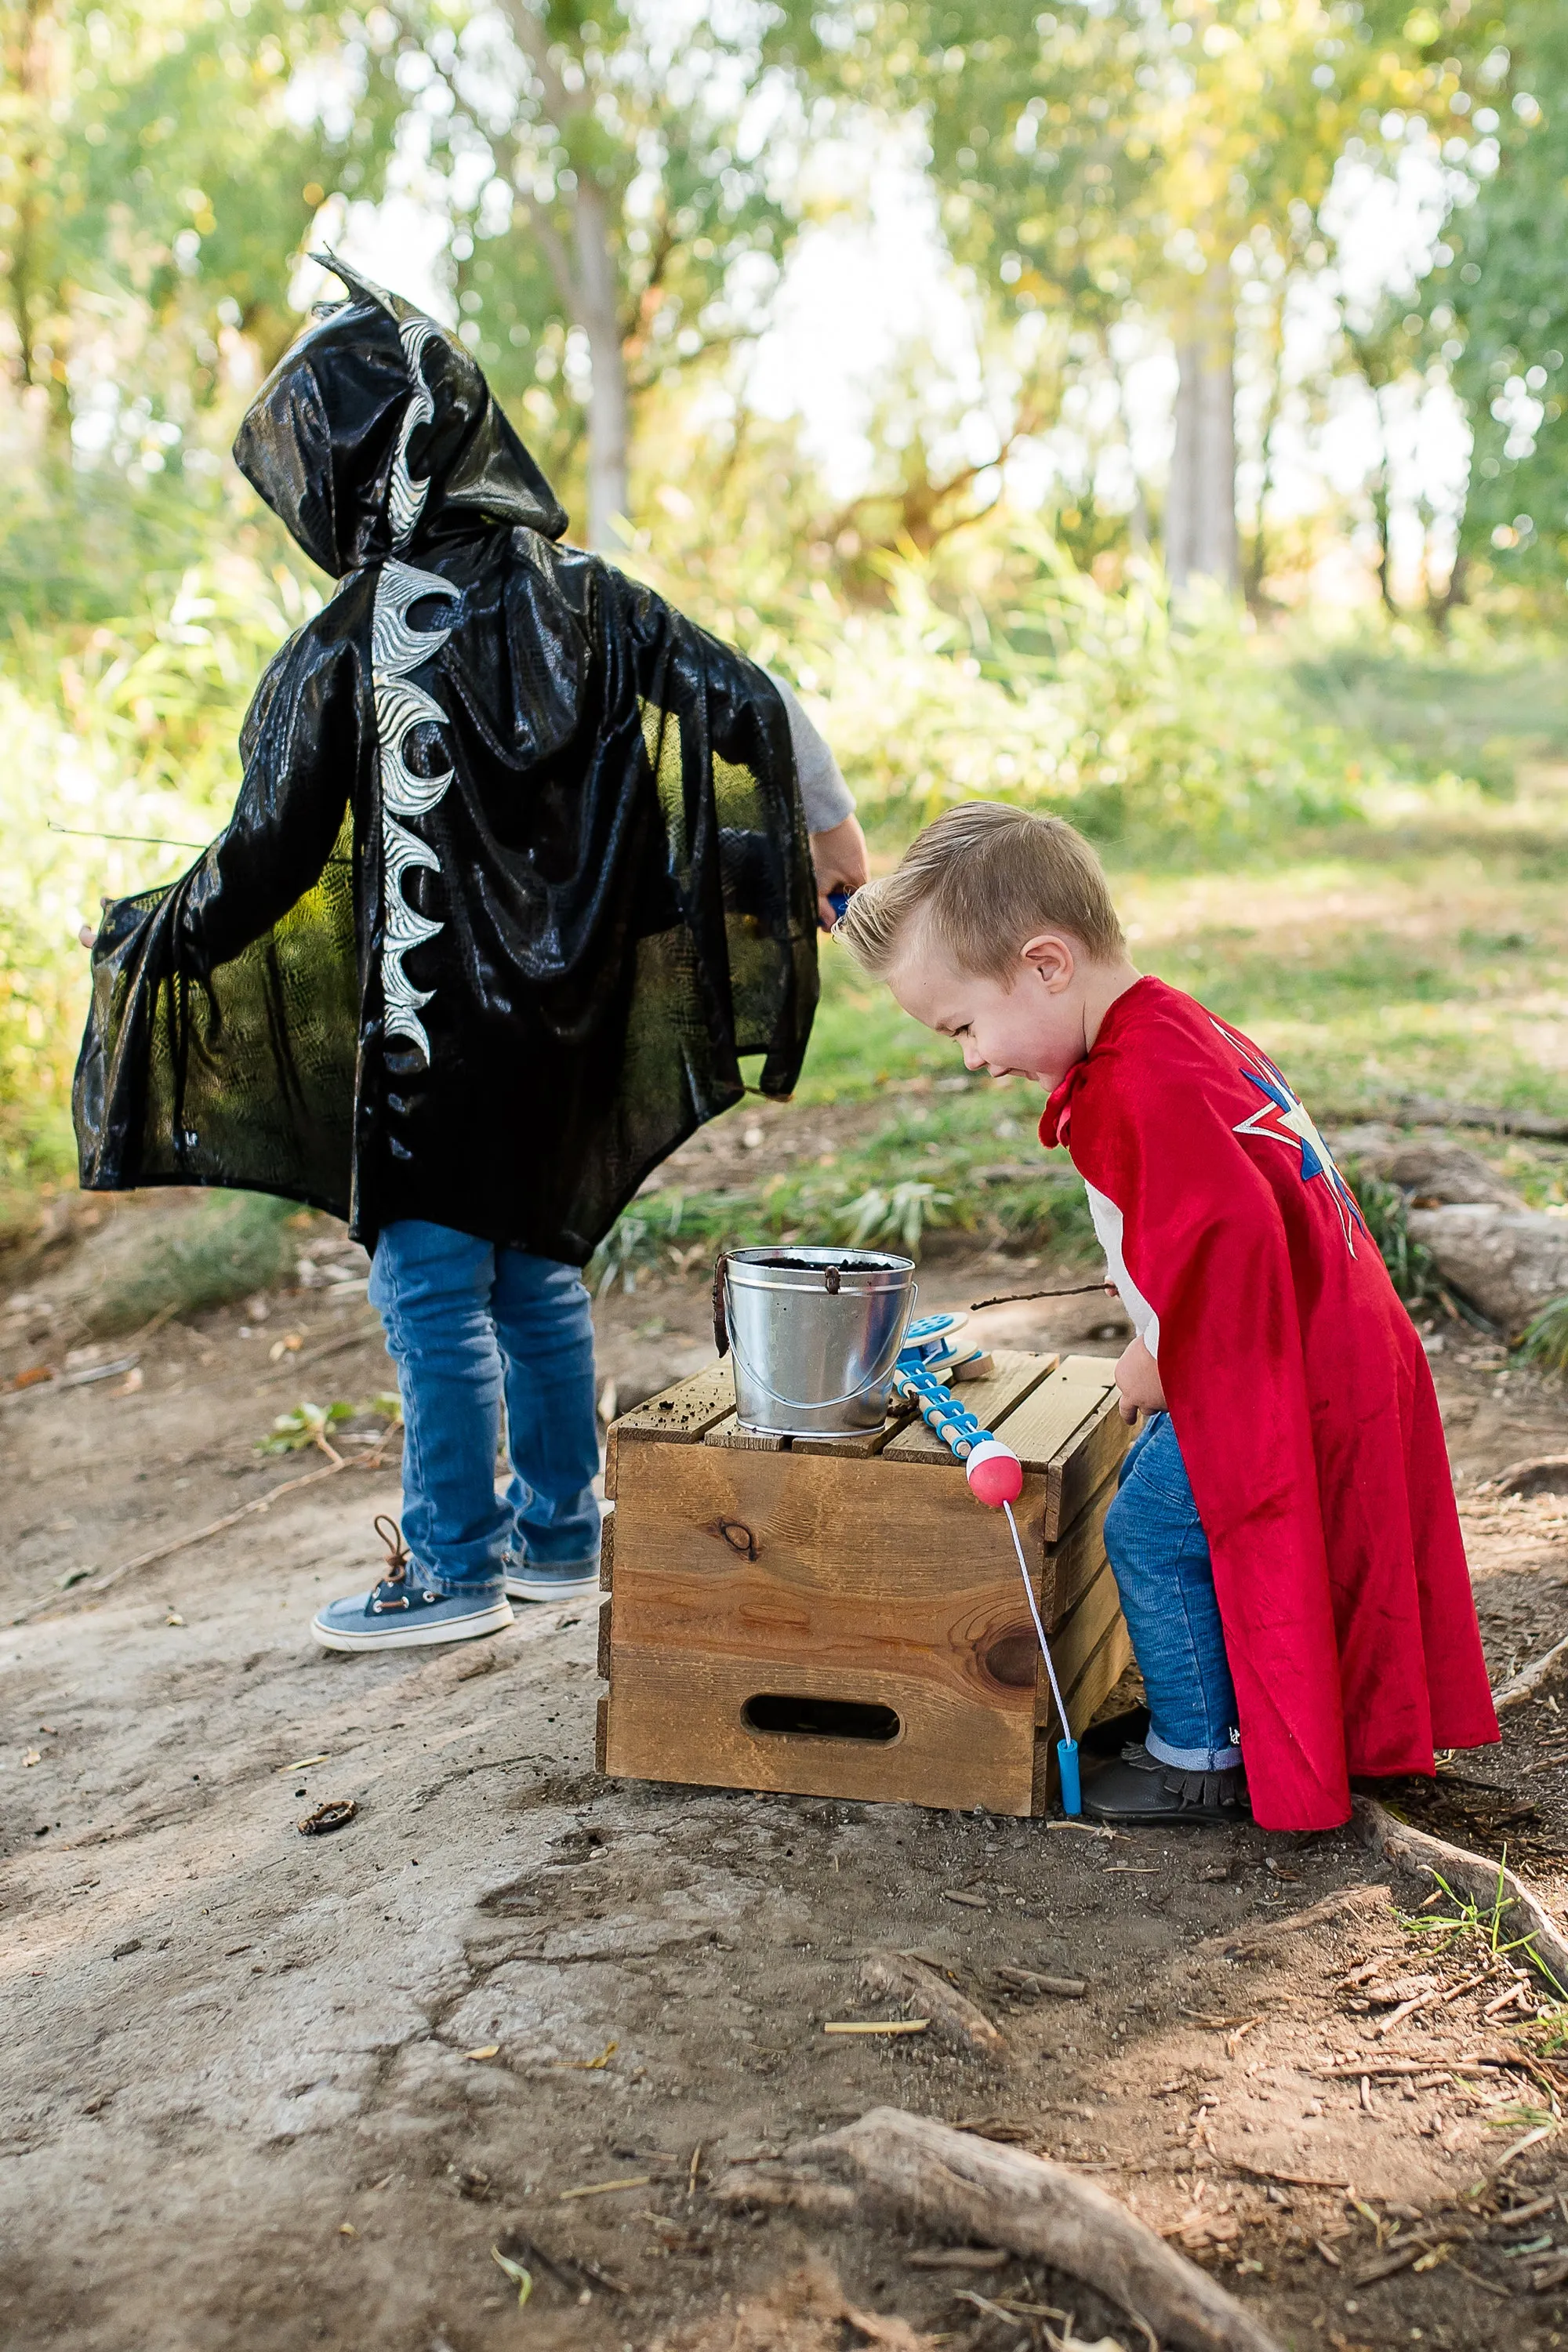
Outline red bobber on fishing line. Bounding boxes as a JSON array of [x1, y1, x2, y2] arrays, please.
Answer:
[[962, 1436, 1025, 1509]]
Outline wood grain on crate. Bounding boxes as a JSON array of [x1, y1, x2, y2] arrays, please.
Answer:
[[881, 1351, 1057, 1466], [1040, 1470, 1116, 1629], [1035, 1561, 1125, 1730], [701, 1413, 788, 1452], [985, 1363, 1115, 1468], [598, 1508, 615, 1591], [1046, 1393, 1127, 1542], [786, 1407, 921, 1460], [602, 1647, 1037, 1815], [702, 1406, 921, 1457], [602, 1443, 1047, 1811], [608, 1442, 1047, 1633], [604, 1362, 735, 1497], [982, 1367, 1126, 1543]]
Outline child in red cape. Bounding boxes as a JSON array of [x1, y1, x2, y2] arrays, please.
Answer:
[[837, 802, 1497, 1832]]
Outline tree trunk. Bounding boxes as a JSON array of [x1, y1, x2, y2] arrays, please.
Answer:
[[1243, 297, 1285, 611], [574, 180, 630, 551], [1167, 258, 1239, 594]]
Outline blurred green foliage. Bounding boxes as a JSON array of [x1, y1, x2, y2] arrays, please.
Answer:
[[85, 1189, 301, 1333], [1519, 1296, 1568, 1376]]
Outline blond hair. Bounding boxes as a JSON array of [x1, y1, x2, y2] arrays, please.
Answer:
[[837, 803, 1123, 979]]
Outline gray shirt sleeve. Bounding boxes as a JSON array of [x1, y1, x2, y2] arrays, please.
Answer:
[[767, 670, 855, 834]]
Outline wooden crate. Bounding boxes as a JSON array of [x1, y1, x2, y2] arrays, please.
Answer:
[[596, 1348, 1134, 1817]]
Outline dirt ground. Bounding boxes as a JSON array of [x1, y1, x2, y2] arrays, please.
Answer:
[[5, 1137, 1568, 2352]]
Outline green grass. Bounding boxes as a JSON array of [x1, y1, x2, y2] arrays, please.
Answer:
[[79, 1191, 307, 1334], [1520, 1297, 1568, 1377], [1291, 636, 1568, 795]]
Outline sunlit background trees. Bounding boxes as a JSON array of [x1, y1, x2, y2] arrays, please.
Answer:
[[5, 0, 1568, 1232]]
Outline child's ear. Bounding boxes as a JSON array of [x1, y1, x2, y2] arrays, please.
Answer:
[[1021, 931, 1076, 991]]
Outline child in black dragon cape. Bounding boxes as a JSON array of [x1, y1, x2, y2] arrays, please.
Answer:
[[75, 257, 866, 1649]]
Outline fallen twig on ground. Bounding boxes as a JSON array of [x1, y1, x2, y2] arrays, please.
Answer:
[[712, 2106, 1286, 2352], [1218, 1884, 1389, 1958], [256, 1316, 384, 1385], [1353, 1795, 1568, 1994], [15, 1439, 395, 1625], [1376, 1965, 1490, 2036], [862, 1954, 1007, 2059], [1492, 1633, 1568, 1714], [995, 1966, 1087, 2000]]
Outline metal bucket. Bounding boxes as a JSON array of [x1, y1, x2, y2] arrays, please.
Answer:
[[722, 1247, 916, 1439]]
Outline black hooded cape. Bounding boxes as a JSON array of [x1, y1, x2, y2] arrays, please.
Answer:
[[74, 261, 818, 1264]]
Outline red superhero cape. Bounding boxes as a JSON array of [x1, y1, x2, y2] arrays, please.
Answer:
[[1040, 977, 1497, 1831]]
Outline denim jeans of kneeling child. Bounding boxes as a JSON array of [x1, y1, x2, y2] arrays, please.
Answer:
[[1101, 1409, 1243, 1776], [368, 1219, 601, 1596]]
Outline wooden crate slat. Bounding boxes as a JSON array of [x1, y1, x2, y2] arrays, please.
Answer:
[[1040, 1469, 1117, 1629], [604, 1361, 735, 1497], [1035, 1559, 1125, 1730], [1057, 1353, 1121, 1383], [705, 1405, 920, 1458], [613, 1359, 735, 1437], [702, 1413, 789, 1451], [882, 1350, 1057, 1467], [989, 1369, 1107, 1471], [596, 1596, 612, 1680], [1071, 1611, 1134, 1715], [599, 1507, 615, 1591], [608, 1442, 1045, 1621], [1046, 1392, 1130, 1542], [787, 1404, 919, 1459], [603, 1648, 1036, 1816]]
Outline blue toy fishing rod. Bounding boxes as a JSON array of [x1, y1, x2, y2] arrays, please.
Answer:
[[894, 1319, 1082, 1816]]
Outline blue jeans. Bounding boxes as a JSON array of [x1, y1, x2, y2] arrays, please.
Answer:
[[368, 1220, 601, 1596], [1102, 1411, 1242, 1774]]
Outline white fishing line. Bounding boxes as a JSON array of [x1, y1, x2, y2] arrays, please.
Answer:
[[1004, 1498, 1073, 1744]]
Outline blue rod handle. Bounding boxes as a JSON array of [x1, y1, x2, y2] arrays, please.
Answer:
[[1058, 1738, 1082, 1817]]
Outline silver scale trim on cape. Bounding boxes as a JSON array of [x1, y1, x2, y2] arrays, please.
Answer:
[[374, 316, 456, 1064]]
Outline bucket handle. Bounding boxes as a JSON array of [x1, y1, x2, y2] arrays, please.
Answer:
[[712, 1251, 731, 1360], [721, 1275, 917, 1413]]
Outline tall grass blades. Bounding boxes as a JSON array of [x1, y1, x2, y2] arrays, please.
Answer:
[[1519, 1295, 1568, 1376]]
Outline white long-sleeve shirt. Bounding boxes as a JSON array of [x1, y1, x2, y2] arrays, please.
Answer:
[[1086, 1180, 1161, 1359], [768, 672, 855, 834]]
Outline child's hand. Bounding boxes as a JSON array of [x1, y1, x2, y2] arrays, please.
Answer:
[[809, 813, 869, 931], [1113, 1332, 1166, 1424]]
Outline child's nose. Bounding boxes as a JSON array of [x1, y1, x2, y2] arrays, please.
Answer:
[[962, 1039, 985, 1070]]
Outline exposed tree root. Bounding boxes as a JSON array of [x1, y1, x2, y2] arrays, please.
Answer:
[[1218, 1882, 1389, 1959], [860, 1952, 1007, 2058], [1353, 1794, 1568, 1992], [1491, 1630, 1568, 1713], [713, 2106, 1286, 2352]]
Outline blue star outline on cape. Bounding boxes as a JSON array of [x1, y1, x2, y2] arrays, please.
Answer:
[[1210, 1017, 1367, 1257]]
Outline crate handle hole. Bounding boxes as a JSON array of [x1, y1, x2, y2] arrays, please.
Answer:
[[742, 1694, 902, 1744]]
